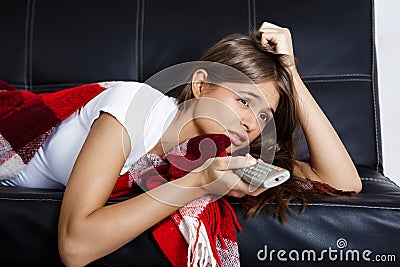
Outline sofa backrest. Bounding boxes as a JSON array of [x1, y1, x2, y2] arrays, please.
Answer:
[[0, 0, 382, 173]]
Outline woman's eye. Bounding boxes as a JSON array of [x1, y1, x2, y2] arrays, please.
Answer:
[[259, 113, 269, 122], [239, 98, 249, 107]]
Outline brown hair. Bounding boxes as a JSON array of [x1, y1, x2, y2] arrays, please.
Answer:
[[176, 31, 337, 222]]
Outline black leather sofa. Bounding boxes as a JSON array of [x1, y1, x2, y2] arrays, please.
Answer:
[[1, 0, 399, 266]]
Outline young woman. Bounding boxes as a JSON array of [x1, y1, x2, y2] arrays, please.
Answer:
[[0, 22, 362, 266]]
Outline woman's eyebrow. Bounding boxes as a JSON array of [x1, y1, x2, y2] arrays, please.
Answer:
[[238, 90, 276, 114], [239, 90, 262, 101]]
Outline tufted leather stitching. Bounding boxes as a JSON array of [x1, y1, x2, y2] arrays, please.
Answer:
[[24, 0, 35, 91], [361, 177, 399, 186], [135, 0, 141, 79], [248, 0, 256, 32], [0, 197, 61, 202], [371, 0, 381, 173], [135, 0, 140, 81], [1, 197, 399, 211], [139, 0, 145, 81], [304, 78, 372, 83], [302, 74, 371, 78], [287, 202, 400, 210]]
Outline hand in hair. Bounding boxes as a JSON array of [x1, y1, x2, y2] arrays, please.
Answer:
[[257, 21, 295, 66]]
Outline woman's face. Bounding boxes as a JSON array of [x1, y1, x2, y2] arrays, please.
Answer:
[[191, 79, 279, 153]]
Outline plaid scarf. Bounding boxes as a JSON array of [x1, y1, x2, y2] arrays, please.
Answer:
[[0, 80, 106, 180], [126, 133, 242, 266]]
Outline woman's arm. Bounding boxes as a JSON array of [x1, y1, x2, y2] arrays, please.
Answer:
[[58, 112, 203, 266], [58, 112, 262, 267], [258, 22, 362, 193], [291, 70, 362, 192]]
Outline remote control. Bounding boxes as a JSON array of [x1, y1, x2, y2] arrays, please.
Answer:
[[233, 159, 290, 188]]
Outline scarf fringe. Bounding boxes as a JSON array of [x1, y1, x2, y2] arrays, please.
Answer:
[[187, 197, 243, 267], [182, 216, 217, 267]]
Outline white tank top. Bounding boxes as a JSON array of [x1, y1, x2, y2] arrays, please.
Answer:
[[1, 81, 178, 189]]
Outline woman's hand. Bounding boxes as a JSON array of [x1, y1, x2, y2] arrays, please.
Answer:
[[194, 154, 268, 197], [258, 21, 295, 66]]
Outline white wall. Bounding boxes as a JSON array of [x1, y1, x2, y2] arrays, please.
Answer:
[[375, 0, 400, 185]]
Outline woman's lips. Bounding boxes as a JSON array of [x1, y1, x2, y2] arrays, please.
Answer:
[[228, 130, 247, 146]]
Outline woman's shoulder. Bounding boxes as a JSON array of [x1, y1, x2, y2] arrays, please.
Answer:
[[89, 81, 177, 128], [97, 81, 174, 105], [99, 81, 158, 96]]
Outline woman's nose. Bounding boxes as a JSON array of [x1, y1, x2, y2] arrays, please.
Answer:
[[240, 112, 257, 132], [240, 119, 249, 131]]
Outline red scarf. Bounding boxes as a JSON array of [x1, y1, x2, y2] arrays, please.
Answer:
[[125, 133, 242, 266], [0, 80, 105, 180]]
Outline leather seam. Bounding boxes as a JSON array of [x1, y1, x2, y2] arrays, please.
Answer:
[[361, 177, 395, 184], [301, 74, 371, 78], [31, 82, 96, 88], [247, 0, 251, 32], [371, 0, 380, 172], [135, 0, 140, 81], [140, 0, 145, 81], [0, 197, 61, 202], [248, 0, 256, 31], [225, 201, 400, 210], [23, 1, 29, 90], [2, 197, 399, 210], [287, 202, 400, 210], [1, 198, 398, 211], [361, 177, 399, 187], [29, 0, 35, 92], [24, 0, 35, 91], [303, 78, 371, 83], [17, 78, 373, 89]]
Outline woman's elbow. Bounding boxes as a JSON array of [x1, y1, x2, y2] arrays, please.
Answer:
[[348, 175, 363, 194], [333, 174, 362, 194], [59, 235, 89, 267], [354, 180, 363, 194], [58, 223, 92, 267]]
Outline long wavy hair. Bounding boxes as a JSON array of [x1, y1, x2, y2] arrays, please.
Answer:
[[174, 31, 333, 222]]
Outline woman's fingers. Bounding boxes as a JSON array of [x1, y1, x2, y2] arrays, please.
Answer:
[[197, 154, 265, 196], [197, 154, 256, 172], [257, 21, 294, 58], [226, 153, 257, 170], [226, 179, 268, 197], [260, 30, 285, 45], [196, 154, 271, 198], [259, 21, 282, 30]]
